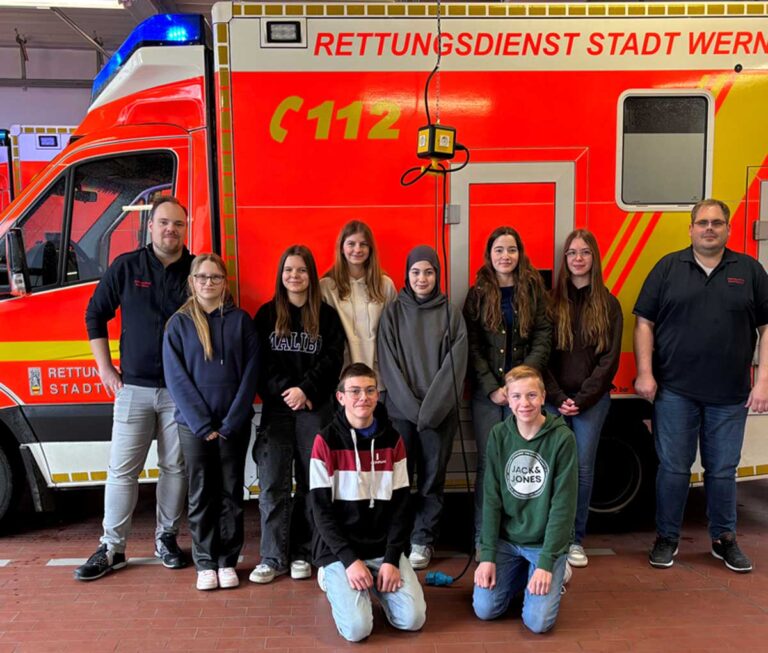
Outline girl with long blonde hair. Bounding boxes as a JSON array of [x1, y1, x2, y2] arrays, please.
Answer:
[[163, 253, 259, 591], [321, 221, 397, 382]]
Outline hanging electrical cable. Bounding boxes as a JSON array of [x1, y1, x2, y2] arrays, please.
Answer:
[[399, 0, 474, 588]]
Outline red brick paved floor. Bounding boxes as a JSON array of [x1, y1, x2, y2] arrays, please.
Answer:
[[1, 481, 766, 652]]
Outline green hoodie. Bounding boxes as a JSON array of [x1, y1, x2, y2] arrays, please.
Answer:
[[479, 412, 577, 572]]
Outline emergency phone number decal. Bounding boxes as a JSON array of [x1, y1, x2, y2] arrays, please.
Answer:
[[270, 97, 400, 143]]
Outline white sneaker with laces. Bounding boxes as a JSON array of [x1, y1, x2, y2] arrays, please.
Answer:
[[567, 544, 588, 568], [290, 560, 311, 580], [218, 567, 239, 589], [249, 563, 279, 584], [409, 544, 433, 570], [197, 569, 218, 591]]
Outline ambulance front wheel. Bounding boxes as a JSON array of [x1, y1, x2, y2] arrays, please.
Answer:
[[0, 442, 18, 530]]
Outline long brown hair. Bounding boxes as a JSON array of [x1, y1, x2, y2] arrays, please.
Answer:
[[275, 245, 321, 339], [174, 253, 230, 361], [324, 220, 389, 303], [550, 229, 612, 353], [467, 226, 545, 337]]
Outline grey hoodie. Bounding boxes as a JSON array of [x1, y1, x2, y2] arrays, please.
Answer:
[[377, 246, 468, 431]]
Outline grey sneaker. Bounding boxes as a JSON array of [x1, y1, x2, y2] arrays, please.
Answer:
[[73, 544, 127, 581], [409, 544, 433, 570], [249, 563, 287, 584], [712, 533, 752, 573], [567, 544, 588, 568], [649, 536, 679, 568]]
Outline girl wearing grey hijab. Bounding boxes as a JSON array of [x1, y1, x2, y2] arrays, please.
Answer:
[[378, 245, 468, 570]]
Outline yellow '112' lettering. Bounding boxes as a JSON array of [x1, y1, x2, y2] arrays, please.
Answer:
[[270, 96, 400, 143]]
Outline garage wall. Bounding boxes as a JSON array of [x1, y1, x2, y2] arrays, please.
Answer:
[[0, 47, 94, 127]]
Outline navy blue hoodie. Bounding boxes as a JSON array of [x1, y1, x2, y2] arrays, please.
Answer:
[[163, 303, 259, 439]]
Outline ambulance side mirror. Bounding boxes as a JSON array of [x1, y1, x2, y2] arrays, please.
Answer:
[[6, 228, 30, 297]]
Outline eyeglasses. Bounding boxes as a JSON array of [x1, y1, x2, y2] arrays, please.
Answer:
[[342, 386, 378, 398], [693, 219, 727, 229], [193, 274, 226, 285], [565, 249, 592, 259]]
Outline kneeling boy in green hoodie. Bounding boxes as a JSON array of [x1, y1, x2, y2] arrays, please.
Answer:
[[474, 365, 577, 634]]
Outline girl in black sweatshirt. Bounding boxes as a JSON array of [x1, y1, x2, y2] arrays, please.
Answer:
[[545, 229, 622, 569], [163, 253, 259, 592], [251, 245, 344, 584]]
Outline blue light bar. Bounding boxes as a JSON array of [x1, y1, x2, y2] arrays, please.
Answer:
[[91, 14, 207, 103]]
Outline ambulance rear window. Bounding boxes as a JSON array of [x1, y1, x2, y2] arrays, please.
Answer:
[[618, 93, 712, 209]]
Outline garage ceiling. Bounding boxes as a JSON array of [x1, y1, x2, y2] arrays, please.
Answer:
[[0, 0, 218, 51]]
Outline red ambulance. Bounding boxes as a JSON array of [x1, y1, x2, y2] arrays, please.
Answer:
[[0, 3, 767, 525]]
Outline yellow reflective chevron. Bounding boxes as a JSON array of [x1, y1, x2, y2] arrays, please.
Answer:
[[0, 341, 120, 362]]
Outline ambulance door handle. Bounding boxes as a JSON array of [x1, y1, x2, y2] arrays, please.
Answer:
[[753, 221, 768, 241], [445, 204, 460, 225]]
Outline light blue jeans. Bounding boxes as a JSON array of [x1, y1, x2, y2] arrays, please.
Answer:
[[322, 554, 426, 642], [546, 393, 611, 544], [101, 385, 187, 553], [473, 539, 567, 634], [653, 387, 747, 541]]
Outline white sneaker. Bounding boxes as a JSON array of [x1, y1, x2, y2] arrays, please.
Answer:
[[567, 544, 588, 568], [563, 561, 573, 585], [317, 566, 327, 592], [196, 569, 218, 591], [218, 567, 239, 589], [290, 560, 311, 580], [409, 544, 433, 570], [249, 563, 281, 584]]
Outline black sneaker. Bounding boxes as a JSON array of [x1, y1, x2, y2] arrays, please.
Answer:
[[73, 544, 127, 581], [649, 536, 678, 568], [154, 533, 188, 569], [712, 533, 752, 573]]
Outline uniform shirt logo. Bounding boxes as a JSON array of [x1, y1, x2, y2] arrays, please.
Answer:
[[505, 450, 548, 499], [134, 280, 152, 288]]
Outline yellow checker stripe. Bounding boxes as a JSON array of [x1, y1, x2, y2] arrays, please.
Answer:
[[0, 341, 119, 362], [232, 2, 767, 18], [52, 470, 158, 484]]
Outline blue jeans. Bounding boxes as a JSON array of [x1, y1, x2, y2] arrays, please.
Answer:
[[653, 387, 747, 541], [101, 385, 186, 553], [473, 539, 567, 634], [546, 393, 611, 544], [322, 554, 426, 642], [471, 392, 511, 543]]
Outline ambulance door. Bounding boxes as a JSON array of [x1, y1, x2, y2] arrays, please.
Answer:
[[0, 137, 190, 490], [446, 162, 575, 489], [742, 166, 768, 479], [449, 162, 576, 304]]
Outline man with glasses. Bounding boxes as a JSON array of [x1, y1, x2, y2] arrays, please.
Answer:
[[76, 196, 194, 580], [634, 198, 768, 573], [308, 363, 426, 641]]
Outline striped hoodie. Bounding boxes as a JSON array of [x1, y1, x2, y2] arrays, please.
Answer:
[[309, 403, 410, 569]]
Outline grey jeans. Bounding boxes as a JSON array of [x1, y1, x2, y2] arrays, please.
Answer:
[[100, 385, 187, 553]]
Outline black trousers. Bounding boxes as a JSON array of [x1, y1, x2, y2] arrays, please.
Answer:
[[393, 411, 458, 547], [253, 406, 331, 569], [179, 424, 250, 571]]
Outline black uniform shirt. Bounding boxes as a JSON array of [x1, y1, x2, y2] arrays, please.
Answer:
[[85, 244, 194, 388], [633, 246, 768, 404]]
